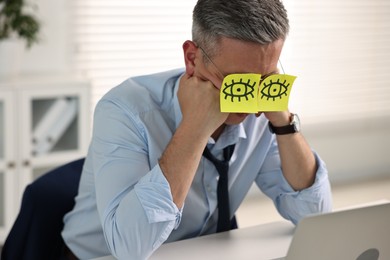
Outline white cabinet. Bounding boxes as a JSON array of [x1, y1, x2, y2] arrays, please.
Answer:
[[0, 76, 90, 243], [0, 90, 17, 245]]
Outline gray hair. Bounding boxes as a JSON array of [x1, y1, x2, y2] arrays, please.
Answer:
[[192, 0, 289, 57]]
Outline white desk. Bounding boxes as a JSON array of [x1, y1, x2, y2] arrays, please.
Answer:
[[94, 221, 295, 260]]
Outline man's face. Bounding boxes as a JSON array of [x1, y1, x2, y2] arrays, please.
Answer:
[[194, 37, 284, 125]]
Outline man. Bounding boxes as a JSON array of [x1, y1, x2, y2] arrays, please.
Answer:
[[62, 0, 332, 259]]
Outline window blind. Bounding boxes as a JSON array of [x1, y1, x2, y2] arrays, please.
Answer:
[[72, 0, 390, 124], [283, 0, 390, 124], [71, 0, 197, 111]]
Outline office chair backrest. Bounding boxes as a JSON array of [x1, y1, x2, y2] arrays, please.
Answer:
[[1, 158, 85, 260]]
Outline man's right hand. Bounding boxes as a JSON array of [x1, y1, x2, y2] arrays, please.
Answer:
[[178, 73, 228, 137]]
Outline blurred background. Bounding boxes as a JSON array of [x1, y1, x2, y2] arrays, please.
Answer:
[[0, 0, 389, 246]]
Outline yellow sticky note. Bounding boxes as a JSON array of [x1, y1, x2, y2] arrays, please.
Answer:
[[220, 73, 261, 113], [257, 74, 296, 111]]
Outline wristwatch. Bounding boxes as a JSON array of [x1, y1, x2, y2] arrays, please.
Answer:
[[268, 113, 301, 135]]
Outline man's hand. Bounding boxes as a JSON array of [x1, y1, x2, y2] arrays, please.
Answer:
[[262, 111, 291, 127], [178, 73, 228, 137]]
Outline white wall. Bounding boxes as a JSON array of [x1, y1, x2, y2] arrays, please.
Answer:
[[0, 0, 72, 77], [304, 115, 390, 184]]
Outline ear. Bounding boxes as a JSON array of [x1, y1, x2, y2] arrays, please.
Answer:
[[182, 40, 198, 76]]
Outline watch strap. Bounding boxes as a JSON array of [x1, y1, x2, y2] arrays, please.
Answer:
[[268, 113, 300, 135], [268, 121, 296, 135]]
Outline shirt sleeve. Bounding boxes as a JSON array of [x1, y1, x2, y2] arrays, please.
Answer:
[[92, 99, 181, 259], [255, 139, 333, 225]]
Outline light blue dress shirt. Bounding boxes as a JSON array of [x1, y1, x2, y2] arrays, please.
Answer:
[[62, 68, 332, 259]]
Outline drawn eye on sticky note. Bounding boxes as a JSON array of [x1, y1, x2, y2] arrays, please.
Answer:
[[257, 74, 297, 112], [220, 73, 261, 113]]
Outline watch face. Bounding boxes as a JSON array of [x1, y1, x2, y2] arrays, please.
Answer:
[[292, 114, 301, 132]]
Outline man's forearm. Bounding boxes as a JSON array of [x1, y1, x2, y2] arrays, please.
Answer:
[[277, 133, 317, 191], [159, 121, 210, 208]]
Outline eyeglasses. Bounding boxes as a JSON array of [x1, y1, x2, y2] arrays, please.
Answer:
[[197, 45, 226, 79]]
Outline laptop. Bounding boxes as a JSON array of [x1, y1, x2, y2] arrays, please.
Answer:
[[274, 202, 390, 260]]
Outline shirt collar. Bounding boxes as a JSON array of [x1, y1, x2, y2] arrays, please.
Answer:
[[173, 73, 183, 130], [209, 124, 247, 150]]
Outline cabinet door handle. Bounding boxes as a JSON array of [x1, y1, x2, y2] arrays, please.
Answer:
[[23, 160, 30, 167], [7, 161, 16, 169]]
